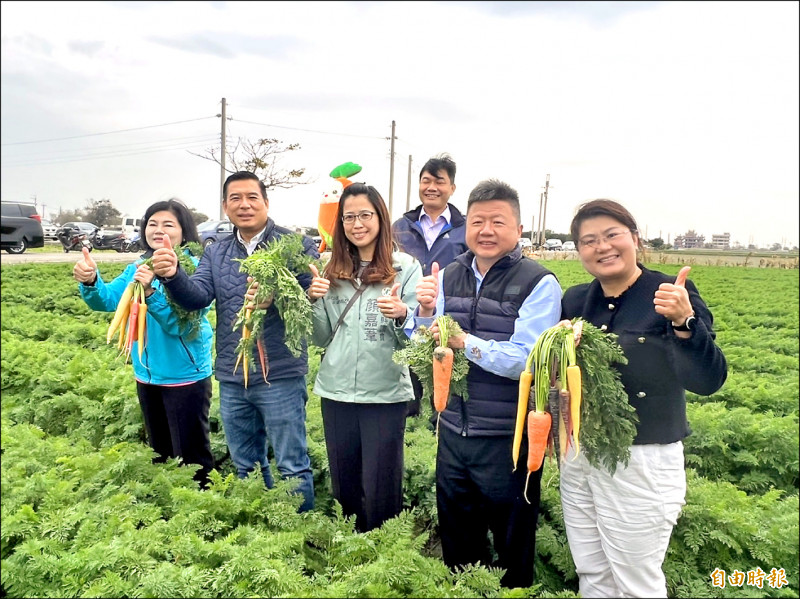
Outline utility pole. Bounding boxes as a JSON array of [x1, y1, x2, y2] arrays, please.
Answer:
[[405, 154, 413, 212], [539, 174, 551, 246], [535, 192, 543, 246], [218, 97, 227, 219], [388, 120, 396, 218]]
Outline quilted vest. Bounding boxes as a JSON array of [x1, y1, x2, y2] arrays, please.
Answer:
[[440, 248, 552, 436]]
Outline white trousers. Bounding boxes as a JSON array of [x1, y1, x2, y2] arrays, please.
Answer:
[[560, 442, 686, 598]]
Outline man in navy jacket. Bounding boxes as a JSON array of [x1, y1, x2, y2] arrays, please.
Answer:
[[392, 154, 467, 418], [152, 171, 317, 511]]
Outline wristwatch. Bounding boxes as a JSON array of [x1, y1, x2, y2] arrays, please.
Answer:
[[672, 314, 696, 332]]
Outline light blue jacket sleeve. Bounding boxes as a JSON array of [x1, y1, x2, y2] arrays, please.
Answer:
[[406, 272, 563, 380], [464, 274, 562, 379]]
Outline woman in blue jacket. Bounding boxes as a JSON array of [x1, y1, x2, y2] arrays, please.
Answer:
[[73, 199, 214, 487]]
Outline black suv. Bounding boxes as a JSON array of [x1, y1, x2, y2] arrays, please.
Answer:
[[1, 201, 45, 254]]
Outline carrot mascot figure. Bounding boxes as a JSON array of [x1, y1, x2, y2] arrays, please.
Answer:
[[411, 179, 562, 589], [308, 182, 421, 532], [317, 161, 362, 252]]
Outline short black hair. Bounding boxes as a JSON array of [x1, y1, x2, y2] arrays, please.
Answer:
[[222, 171, 268, 202], [466, 179, 521, 224], [419, 153, 456, 184]]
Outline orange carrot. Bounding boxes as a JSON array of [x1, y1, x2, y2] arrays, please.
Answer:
[[432, 345, 454, 413], [124, 300, 139, 363], [256, 337, 269, 384], [523, 409, 552, 504], [137, 290, 148, 361]]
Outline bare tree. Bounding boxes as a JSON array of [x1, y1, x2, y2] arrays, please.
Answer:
[[191, 137, 313, 190]]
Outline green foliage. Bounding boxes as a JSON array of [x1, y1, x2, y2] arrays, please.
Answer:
[[667, 470, 799, 598], [572, 321, 639, 474], [234, 233, 320, 370], [1, 260, 798, 598], [684, 402, 798, 494], [164, 243, 206, 338]]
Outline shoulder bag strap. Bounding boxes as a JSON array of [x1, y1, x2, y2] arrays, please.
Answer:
[[323, 280, 369, 347]]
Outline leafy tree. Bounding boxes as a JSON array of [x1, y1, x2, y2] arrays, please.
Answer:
[[647, 237, 665, 250], [192, 137, 311, 192], [188, 207, 209, 226], [84, 199, 121, 228]]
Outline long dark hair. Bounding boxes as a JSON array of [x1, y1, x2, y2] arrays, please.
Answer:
[[324, 183, 396, 285], [140, 198, 201, 252]]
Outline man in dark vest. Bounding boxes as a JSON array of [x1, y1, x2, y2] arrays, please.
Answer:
[[412, 179, 562, 588]]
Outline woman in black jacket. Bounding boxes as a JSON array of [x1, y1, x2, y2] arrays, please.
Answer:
[[560, 199, 727, 598]]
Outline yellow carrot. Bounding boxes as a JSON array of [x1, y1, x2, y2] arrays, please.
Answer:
[[513, 368, 534, 470], [567, 364, 583, 458], [107, 282, 135, 344]]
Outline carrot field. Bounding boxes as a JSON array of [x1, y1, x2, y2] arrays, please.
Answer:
[[1, 260, 797, 598]]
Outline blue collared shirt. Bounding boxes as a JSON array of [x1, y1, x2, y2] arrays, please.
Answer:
[[419, 205, 451, 250], [405, 257, 563, 379]]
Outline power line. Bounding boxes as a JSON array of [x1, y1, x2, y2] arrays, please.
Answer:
[[230, 117, 385, 140], [2, 138, 220, 167], [0, 116, 218, 146], [3, 134, 219, 160]]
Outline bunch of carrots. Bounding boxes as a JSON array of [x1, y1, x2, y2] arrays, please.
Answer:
[[391, 314, 469, 429], [106, 280, 149, 363], [513, 321, 583, 503], [232, 285, 270, 389]]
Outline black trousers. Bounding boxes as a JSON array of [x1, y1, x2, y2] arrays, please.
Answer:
[[136, 377, 214, 487], [321, 398, 407, 532], [436, 426, 542, 589], [405, 370, 424, 417]]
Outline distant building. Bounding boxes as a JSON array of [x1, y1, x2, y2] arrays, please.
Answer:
[[711, 232, 731, 250], [673, 230, 705, 249]]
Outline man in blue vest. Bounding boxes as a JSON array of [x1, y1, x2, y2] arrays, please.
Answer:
[[411, 179, 562, 588], [392, 153, 467, 419]]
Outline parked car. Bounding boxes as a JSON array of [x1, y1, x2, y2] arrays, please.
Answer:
[[562, 241, 576, 252], [198, 219, 234, 247], [1, 201, 45, 254], [41, 219, 59, 240], [60, 221, 99, 236], [544, 238, 563, 251], [518, 238, 533, 250]]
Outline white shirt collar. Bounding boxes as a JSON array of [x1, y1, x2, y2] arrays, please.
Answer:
[[237, 225, 268, 255]]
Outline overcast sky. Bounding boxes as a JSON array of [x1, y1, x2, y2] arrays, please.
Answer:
[[2, 1, 798, 248]]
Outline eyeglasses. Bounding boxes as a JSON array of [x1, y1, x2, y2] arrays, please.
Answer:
[[578, 229, 635, 250], [342, 210, 375, 224]]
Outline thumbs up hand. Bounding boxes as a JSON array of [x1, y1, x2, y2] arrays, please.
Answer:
[[307, 263, 330, 301], [654, 266, 693, 324], [73, 246, 98, 284], [151, 232, 179, 278], [416, 261, 440, 317], [377, 282, 407, 321]]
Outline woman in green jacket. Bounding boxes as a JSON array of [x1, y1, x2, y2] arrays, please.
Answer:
[[308, 183, 421, 532]]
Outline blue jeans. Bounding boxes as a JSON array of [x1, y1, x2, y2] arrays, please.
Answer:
[[219, 376, 314, 512]]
